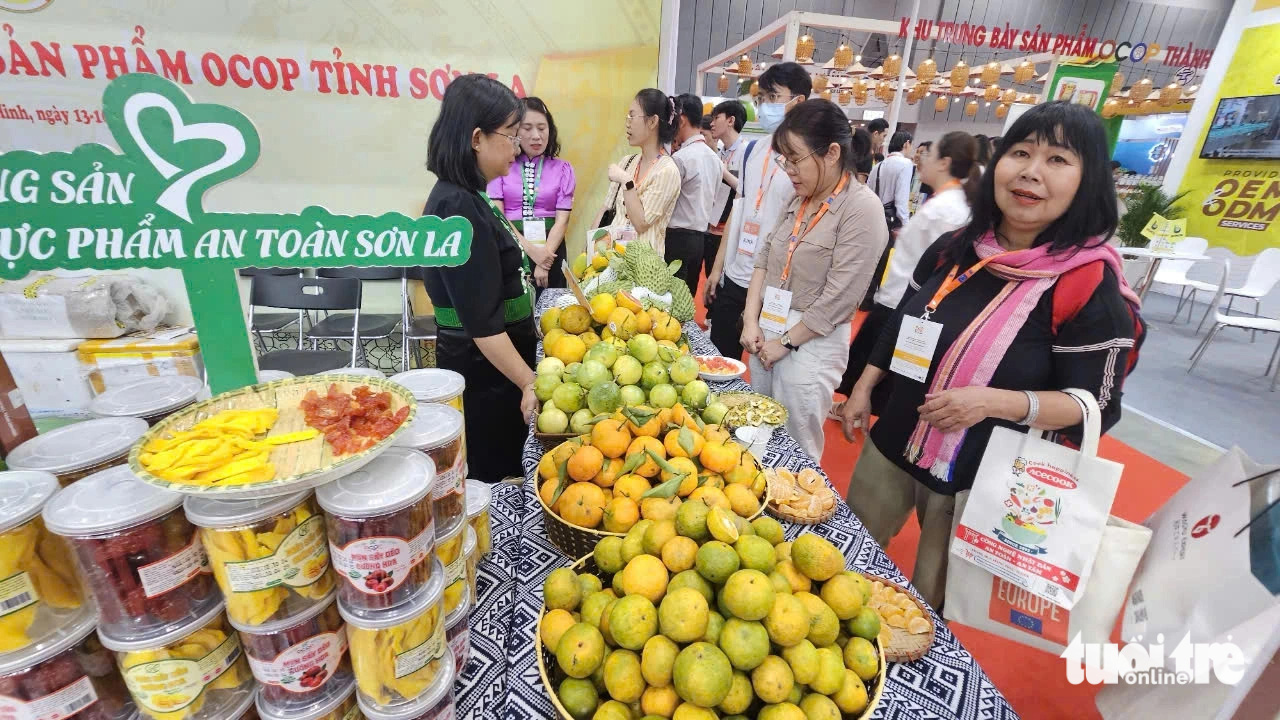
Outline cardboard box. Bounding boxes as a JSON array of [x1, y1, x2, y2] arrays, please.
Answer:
[[78, 328, 204, 395]]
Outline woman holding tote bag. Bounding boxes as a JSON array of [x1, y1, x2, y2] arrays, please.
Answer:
[[841, 101, 1143, 609]]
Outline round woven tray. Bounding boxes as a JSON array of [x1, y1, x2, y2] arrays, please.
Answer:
[[535, 553, 887, 719], [763, 467, 839, 526], [866, 575, 937, 663], [534, 440, 772, 559]]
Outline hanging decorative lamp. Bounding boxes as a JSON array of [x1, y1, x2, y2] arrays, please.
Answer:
[[749, 80, 759, 97], [950, 60, 969, 90], [934, 94, 949, 112], [1013, 60, 1035, 84], [820, 88, 832, 101], [1135, 77, 1153, 97], [983, 84, 1000, 101], [1001, 88, 1017, 104], [717, 72, 729, 94], [1111, 71, 1125, 96], [916, 57, 937, 84], [995, 103, 1009, 118], [1101, 98, 1119, 118], [883, 54, 902, 77], [1159, 82, 1181, 107], [737, 55, 753, 76], [853, 87, 868, 105], [965, 99, 979, 117], [838, 88, 852, 105], [813, 74, 829, 92], [796, 34, 815, 62], [981, 61, 1000, 84], [834, 43, 853, 69], [1140, 99, 1157, 113]]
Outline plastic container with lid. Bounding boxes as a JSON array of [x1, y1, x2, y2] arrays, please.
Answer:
[[354, 648, 454, 720], [88, 376, 205, 425], [43, 465, 220, 645], [6, 417, 149, 486], [462, 527, 478, 605], [432, 521, 467, 618], [316, 448, 436, 619], [464, 480, 491, 558], [258, 674, 359, 720], [230, 689, 260, 719], [341, 558, 447, 714], [0, 606, 137, 720], [443, 593, 470, 679], [238, 590, 352, 716], [257, 370, 295, 383], [99, 601, 254, 720], [184, 492, 336, 628], [393, 405, 465, 539], [317, 367, 386, 380], [387, 369, 464, 413], [0, 470, 87, 655]]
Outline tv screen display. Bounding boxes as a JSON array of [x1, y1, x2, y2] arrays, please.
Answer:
[[1115, 113, 1186, 175], [1199, 95, 1280, 159]]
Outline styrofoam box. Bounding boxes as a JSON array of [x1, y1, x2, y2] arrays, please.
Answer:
[[0, 338, 95, 417]]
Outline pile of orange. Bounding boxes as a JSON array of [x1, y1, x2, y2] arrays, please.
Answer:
[[537, 404, 766, 533]]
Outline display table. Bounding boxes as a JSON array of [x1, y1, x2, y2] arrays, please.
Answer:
[[453, 290, 1016, 720], [1120, 246, 1211, 301]]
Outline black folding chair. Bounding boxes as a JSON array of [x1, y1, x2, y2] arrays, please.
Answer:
[[239, 267, 304, 353], [307, 268, 403, 368], [400, 270, 438, 371], [252, 275, 362, 375]]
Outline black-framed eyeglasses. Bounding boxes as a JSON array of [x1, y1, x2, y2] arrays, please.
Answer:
[[774, 148, 819, 172], [754, 91, 795, 107]]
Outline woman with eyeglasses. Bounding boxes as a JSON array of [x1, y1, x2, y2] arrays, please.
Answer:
[[739, 99, 889, 460], [602, 88, 681, 253], [487, 97, 575, 292], [418, 74, 539, 483]]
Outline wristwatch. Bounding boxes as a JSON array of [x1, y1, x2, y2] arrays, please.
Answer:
[[624, 180, 635, 191], [781, 332, 799, 351]]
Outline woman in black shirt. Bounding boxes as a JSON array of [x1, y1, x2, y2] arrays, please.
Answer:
[[840, 102, 1142, 608], [419, 75, 539, 483]]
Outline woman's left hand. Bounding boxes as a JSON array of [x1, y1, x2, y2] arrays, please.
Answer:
[[520, 385, 540, 425], [526, 242, 552, 269], [918, 386, 996, 434], [756, 339, 790, 370], [533, 265, 549, 287], [607, 163, 630, 185]]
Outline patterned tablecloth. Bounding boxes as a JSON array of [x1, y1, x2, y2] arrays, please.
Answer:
[[453, 290, 1018, 720]]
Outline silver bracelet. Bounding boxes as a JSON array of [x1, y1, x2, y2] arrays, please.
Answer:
[[1019, 390, 1040, 426]]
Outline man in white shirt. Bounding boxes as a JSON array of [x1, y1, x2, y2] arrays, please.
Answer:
[[704, 62, 811, 360], [705, 101, 746, 293], [667, 93, 723, 299], [868, 131, 914, 231]]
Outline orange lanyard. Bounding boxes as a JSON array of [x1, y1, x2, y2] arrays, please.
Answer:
[[928, 179, 962, 198], [779, 173, 849, 284], [922, 252, 1011, 319], [754, 148, 779, 214], [633, 150, 667, 189]]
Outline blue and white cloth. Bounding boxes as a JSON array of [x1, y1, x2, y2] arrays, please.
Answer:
[[453, 290, 1018, 720]]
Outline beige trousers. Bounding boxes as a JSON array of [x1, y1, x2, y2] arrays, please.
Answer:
[[845, 438, 959, 610]]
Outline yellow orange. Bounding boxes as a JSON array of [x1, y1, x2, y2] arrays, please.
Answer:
[[559, 305, 592, 334], [640, 496, 681, 521], [625, 409, 663, 438], [594, 458, 626, 488], [603, 496, 640, 533], [627, 437, 666, 478], [663, 428, 705, 459], [551, 335, 586, 365], [613, 474, 652, 502], [559, 482, 607, 528], [568, 445, 605, 483], [591, 419, 632, 459], [590, 293, 617, 324], [699, 441, 742, 474]]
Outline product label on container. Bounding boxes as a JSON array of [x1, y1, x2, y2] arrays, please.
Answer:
[[0, 676, 99, 720], [444, 549, 467, 588], [222, 515, 330, 593], [331, 523, 435, 595], [247, 628, 348, 693], [0, 571, 39, 618], [123, 634, 241, 714], [138, 539, 209, 598], [393, 623, 445, 680], [430, 450, 465, 501]]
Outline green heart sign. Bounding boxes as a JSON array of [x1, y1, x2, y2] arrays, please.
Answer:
[[0, 73, 472, 393]]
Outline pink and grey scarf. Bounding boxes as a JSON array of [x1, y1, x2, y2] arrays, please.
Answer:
[[905, 231, 1141, 481]]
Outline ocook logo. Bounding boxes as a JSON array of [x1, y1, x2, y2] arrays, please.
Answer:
[[1025, 464, 1078, 490]]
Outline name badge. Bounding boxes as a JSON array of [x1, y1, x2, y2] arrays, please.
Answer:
[[618, 223, 638, 245], [523, 220, 547, 244], [738, 219, 761, 257], [890, 315, 943, 382], [759, 286, 792, 334]]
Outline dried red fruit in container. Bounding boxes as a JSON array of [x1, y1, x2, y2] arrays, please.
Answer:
[[300, 384, 409, 456], [237, 593, 351, 716], [392, 404, 467, 539]]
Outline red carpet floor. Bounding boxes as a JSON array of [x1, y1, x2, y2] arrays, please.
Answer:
[[692, 277, 1190, 720]]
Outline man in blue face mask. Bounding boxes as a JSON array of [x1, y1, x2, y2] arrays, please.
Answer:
[[703, 62, 811, 361]]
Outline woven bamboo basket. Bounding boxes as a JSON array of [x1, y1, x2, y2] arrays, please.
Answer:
[[866, 575, 937, 663], [535, 439, 773, 558], [535, 553, 887, 719]]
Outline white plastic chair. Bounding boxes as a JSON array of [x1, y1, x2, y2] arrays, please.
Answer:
[[1189, 258, 1280, 392], [1186, 247, 1280, 337], [1149, 236, 1209, 323]]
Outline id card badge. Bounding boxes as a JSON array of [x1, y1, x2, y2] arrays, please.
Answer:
[[738, 218, 761, 257], [523, 220, 547, 244], [759, 286, 792, 334], [618, 222, 638, 245], [889, 315, 943, 382]]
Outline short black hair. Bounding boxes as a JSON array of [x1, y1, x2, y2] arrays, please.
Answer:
[[917, 140, 933, 151], [867, 118, 889, 134], [712, 100, 747, 132], [974, 134, 993, 166], [674, 93, 703, 130], [520, 96, 560, 159], [758, 62, 812, 99], [853, 127, 874, 175], [1110, 160, 1122, 170], [772, 99, 866, 185], [888, 130, 913, 153], [701, 115, 713, 130], [635, 88, 678, 145], [426, 74, 521, 191], [946, 101, 1119, 258]]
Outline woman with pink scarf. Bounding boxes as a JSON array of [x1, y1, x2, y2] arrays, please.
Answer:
[[840, 102, 1142, 609]]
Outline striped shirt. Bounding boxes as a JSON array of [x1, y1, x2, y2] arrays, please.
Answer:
[[606, 154, 681, 254]]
